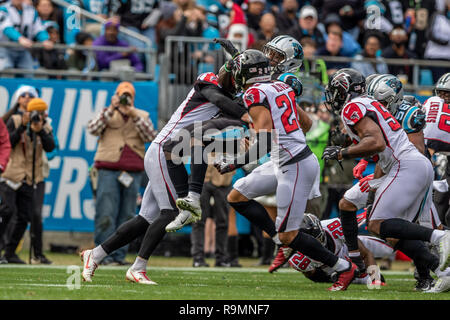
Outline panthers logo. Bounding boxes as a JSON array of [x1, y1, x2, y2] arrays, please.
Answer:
[[292, 42, 304, 60], [385, 78, 402, 94]]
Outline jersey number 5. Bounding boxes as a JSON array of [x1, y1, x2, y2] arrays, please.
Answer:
[[371, 101, 401, 131], [275, 91, 299, 134], [438, 104, 450, 133]]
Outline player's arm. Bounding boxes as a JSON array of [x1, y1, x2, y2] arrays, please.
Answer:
[[407, 131, 425, 155], [358, 238, 376, 267], [199, 85, 248, 121], [296, 104, 312, 133], [338, 117, 386, 160]]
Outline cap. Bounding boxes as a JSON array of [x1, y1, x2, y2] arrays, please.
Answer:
[[248, 0, 266, 4], [27, 98, 48, 112], [104, 20, 120, 29], [115, 81, 135, 98], [300, 5, 317, 19], [324, 13, 341, 28], [15, 85, 39, 99]]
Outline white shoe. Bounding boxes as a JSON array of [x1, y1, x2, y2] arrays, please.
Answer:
[[438, 231, 450, 271], [176, 196, 202, 218], [165, 210, 200, 232], [126, 268, 157, 285], [424, 276, 450, 293], [80, 250, 98, 282]]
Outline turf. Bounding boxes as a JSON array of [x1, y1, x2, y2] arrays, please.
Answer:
[[0, 253, 448, 300]]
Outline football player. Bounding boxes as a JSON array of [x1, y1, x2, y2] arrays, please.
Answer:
[[215, 50, 359, 291], [322, 68, 450, 289], [80, 65, 248, 284]]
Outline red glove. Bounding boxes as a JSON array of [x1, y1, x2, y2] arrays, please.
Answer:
[[359, 174, 374, 192], [353, 159, 369, 180]]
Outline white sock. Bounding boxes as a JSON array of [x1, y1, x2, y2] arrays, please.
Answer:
[[131, 256, 148, 271], [92, 245, 107, 263], [333, 258, 351, 272], [188, 191, 201, 201], [272, 233, 282, 246], [430, 230, 446, 245]]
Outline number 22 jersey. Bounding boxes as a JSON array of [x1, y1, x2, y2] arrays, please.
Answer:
[[341, 95, 417, 173], [243, 81, 307, 167]]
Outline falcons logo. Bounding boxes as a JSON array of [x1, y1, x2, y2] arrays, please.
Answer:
[[331, 73, 350, 91]]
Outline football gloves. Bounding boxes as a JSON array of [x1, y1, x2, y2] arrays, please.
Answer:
[[322, 146, 342, 161], [353, 159, 369, 180]]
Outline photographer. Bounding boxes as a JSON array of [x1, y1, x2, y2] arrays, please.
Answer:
[[1, 97, 55, 264], [87, 81, 157, 265]]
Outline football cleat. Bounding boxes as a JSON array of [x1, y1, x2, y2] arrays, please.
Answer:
[[328, 262, 358, 291], [268, 246, 293, 273], [176, 196, 202, 218], [414, 277, 434, 292], [165, 210, 200, 232], [126, 268, 157, 285], [438, 231, 450, 271], [80, 250, 98, 282], [424, 276, 450, 293]]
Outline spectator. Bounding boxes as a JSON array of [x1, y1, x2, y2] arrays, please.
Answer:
[[103, 0, 158, 49], [255, 12, 278, 41], [32, 22, 67, 73], [312, 0, 365, 38], [298, 37, 328, 85], [35, 0, 65, 42], [0, 0, 53, 71], [320, 13, 361, 57], [191, 162, 234, 267], [0, 117, 11, 265], [226, 4, 255, 53], [316, 31, 350, 75], [382, 27, 417, 83], [288, 5, 325, 48], [272, 0, 298, 33], [69, 0, 106, 37], [351, 33, 388, 77], [1, 95, 55, 264], [87, 81, 157, 265], [66, 32, 97, 71], [245, 0, 266, 33], [93, 20, 144, 72], [424, 5, 450, 82]]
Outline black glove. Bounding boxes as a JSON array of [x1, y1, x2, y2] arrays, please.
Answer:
[[322, 146, 342, 161], [214, 157, 237, 174], [214, 38, 239, 58]]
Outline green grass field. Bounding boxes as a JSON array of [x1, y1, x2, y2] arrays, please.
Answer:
[[0, 252, 449, 300]]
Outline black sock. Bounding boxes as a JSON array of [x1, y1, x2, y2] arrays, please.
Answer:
[[340, 210, 359, 251], [102, 216, 149, 254], [262, 237, 275, 261], [227, 235, 239, 262], [289, 231, 338, 267], [137, 209, 178, 260], [230, 200, 277, 238], [380, 218, 434, 242], [166, 159, 189, 198], [189, 144, 208, 195], [394, 239, 439, 274]]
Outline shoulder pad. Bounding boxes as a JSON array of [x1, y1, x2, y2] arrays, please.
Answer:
[[195, 72, 220, 87], [277, 72, 303, 97], [243, 86, 267, 109], [341, 101, 367, 125]]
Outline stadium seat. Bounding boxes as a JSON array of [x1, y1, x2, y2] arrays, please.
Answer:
[[420, 69, 434, 86]]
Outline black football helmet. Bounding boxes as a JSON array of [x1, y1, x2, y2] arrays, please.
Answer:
[[231, 49, 271, 90], [299, 214, 326, 246], [324, 68, 366, 112]]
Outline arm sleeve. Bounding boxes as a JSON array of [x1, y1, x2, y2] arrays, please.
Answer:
[[199, 85, 246, 119], [38, 128, 55, 152], [133, 115, 158, 142], [7, 118, 26, 148], [3, 26, 22, 41], [243, 87, 270, 110], [87, 108, 114, 136], [0, 119, 11, 171]]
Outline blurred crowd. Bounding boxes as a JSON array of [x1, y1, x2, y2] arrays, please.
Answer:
[[0, 0, 449, 83]]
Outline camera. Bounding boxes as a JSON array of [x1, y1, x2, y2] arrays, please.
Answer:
[[119, 93, 132, 106], [30, 110, 42, 123]]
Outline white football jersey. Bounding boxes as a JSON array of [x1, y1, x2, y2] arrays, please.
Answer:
[[154, 73, 221, 145], [242, 81, 307, 166], [0, 3, 46, 41], [341, 95, 417, 173], [423, 96, 450, 152]]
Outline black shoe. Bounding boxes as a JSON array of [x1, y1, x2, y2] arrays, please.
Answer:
[[415, 277, 434, 292], [229, 259, 242, 268], [0, 256, 8, 264], [32, 255, 52, 265], [193, 259, 209, 267], [114, 260, 132, 266], [215, 261, 231, 267], [5, 254, 26, 264]]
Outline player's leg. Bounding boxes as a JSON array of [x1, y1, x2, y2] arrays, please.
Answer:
[[339, 183, 369, 273], [368, 158, 450, 272], [227, 161, 279, 241], [275, 155, 358, 291]]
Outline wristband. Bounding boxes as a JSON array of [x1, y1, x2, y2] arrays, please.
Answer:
[[341, 148, 350, 159]]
